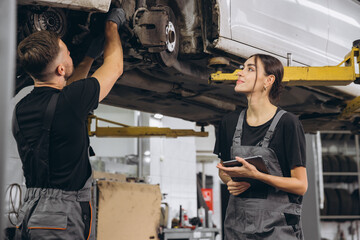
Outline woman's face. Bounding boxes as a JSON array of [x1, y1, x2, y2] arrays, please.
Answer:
[[234, 56, 267, 95]]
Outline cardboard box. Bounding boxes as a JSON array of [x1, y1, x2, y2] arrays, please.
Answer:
[[96, 180, 161, 240]]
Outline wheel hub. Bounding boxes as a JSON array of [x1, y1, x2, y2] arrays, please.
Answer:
[[165, 21, 176, 53]]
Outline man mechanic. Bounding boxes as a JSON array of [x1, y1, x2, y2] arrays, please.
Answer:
[[12, 8, 125, 240]]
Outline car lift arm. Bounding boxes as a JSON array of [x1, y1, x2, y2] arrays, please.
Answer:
[[209, 45, 360, 120], [283, 47, 359, 86], [209, 46, 360, 86], [87, 115, 208, 138]]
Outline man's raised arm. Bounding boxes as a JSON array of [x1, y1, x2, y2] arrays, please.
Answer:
[[92, 8, 125, 102]]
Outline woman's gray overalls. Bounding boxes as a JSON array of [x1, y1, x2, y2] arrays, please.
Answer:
[[224, 109, 303, 240]]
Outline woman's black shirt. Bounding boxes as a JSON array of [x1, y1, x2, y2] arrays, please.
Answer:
[[214, 108, 306, 204]]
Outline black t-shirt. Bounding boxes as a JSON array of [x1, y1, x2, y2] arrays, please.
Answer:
[[214, 108, 306, 204], [15, 78, 100, 190]]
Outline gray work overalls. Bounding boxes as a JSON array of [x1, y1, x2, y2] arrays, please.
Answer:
[[12, 93, 96, 240], [224, 109, 303, 240]]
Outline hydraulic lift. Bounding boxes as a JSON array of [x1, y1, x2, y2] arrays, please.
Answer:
[[209, 42, 360, 120], [87, 115, 208, 138], [88, 43, 359, 138]]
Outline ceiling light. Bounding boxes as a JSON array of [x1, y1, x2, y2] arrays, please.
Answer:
[[153, 113, 164, 119]]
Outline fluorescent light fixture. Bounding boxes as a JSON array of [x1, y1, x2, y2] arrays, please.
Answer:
[[153, 113, 164, 119]]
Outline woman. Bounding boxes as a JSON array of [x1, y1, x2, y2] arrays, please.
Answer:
[[215, 54, 308, 239]]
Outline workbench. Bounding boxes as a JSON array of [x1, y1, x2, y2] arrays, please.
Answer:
[[163, 228, 219, 240]]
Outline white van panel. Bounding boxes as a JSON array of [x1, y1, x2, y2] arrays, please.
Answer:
[[218, 0, 232, 38], [214, 0, 360, 96], [327, 0, 360, 63], [215, 0, 359, 67]]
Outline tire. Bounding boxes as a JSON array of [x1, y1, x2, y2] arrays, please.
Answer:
[[351, 189, 359, 215], [335, 155, 348, 182], [346, 156, 357, 183], [325, 188, 340, 215], [336, 189, 352, 215], [328, 155, 340, 182], [320, 189, 328, 216], [322, 155, 331, 183]]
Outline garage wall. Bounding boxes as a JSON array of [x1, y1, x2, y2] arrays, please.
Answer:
[[149, 116, 198, 228], [91, 104, 137, 157], [90, 105, 200, 229]]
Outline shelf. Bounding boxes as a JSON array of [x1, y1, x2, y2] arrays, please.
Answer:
[[323, 172, 359, 176], [320, 133, 360, 225], [320, 216, 360, 220]]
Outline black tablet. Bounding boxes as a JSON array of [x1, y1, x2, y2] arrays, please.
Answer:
[[222, 155, 269, 174]]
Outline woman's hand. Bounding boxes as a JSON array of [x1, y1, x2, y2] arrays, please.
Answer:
[[218, 157, 308, 196], [227, 180, 251, 196], [216, 156, 260, 179]]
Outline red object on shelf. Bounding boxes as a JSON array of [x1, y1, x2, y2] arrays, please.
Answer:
[[201, 188, 213, 211]]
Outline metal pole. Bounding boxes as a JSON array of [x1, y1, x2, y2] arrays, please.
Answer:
[[202, 162, 206, 189], [0, 0, 16, 234], [136, 111, 143, 179], [316, 132, 324, 210], [287, 53, 292, 67], [302, 134, 321, 240]]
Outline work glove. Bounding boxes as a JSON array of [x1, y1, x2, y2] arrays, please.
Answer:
[[106, 8, 126, 29], [85, 35, 105, 59]]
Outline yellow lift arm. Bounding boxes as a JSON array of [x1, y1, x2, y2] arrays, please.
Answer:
[[209, 46, 360, 120], [87, 115, 208, 138], [209, 46, 360, 86]]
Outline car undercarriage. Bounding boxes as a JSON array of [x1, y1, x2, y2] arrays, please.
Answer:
[[15, 0, 360, 133]]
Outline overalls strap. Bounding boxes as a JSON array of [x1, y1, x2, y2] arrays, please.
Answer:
[[12, 93, 59, 135], [232, 109, 246, 146], [42, 93, 60, 131], [261, 110, 287, 148], [232, 109, 286, 147], [12, 93, 60, 188]]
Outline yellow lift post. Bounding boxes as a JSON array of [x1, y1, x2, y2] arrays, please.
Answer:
[[87, 115, 208, 138], [209, 44, 360, 120]]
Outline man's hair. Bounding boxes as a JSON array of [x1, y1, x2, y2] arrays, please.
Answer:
[[17, 31, 60, 80]]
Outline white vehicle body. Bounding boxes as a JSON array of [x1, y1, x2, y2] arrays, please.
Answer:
[[215, 0, 360, 96]]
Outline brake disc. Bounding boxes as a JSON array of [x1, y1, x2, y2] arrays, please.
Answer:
[[158, 6, 179, 67]]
